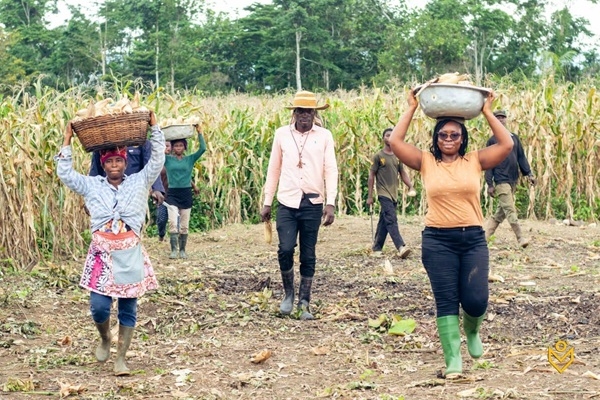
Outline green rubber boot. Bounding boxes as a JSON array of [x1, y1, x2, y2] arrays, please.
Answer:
[[179, 234, 188, 259], [114, 325, 135, 376], [463, 312, 485, 359], [169, 233, 179, 259], [94, 318, 111, 362], [436, 315, 462, 379]]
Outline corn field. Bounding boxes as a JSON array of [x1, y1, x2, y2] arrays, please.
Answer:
[[0, 77, 599, 270]]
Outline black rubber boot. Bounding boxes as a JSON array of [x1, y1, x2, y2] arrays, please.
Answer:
[[279, 269, 295, 315], [297, 276, 314, 320]]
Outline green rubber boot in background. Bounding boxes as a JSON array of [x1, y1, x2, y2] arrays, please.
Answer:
[[169, 233, 179, 259], [179, 234, 188, 259]]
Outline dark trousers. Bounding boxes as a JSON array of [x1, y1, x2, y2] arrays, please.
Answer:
[[421, 226, 489, 318], [156, 203, 168, 238], [372, 196, 405, 251], [90, 292, 137, 327], [276, 197, 323, 278]]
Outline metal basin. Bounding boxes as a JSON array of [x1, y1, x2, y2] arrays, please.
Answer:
[[416, 83, 491, 120], [162, 124, 195, 141]]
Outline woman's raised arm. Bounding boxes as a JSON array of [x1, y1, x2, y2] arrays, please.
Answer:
[[389, 90, 423, 171], [477, 91, 514, 170]]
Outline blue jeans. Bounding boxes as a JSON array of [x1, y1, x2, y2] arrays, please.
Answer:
[[421, 226, 489, 318], [276, 197, 323, 278], [156, 203, 168, 238], [90, 292, 137, 327], [372, 196, 406, 251]]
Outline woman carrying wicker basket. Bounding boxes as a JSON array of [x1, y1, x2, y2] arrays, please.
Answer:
[[55, 111, 165, 376], [164, 125, 206, 259]]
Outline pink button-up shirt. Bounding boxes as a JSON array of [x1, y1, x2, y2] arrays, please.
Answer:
[[263, 124, 338, 209]]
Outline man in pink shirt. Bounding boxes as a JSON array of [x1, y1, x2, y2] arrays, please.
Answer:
[[260, 91, 338, 320]]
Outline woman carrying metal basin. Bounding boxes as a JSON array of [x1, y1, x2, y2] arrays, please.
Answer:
[[388, 85, 513, 379], [163, 124, 206, 259]]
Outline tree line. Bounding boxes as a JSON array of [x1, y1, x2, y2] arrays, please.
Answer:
[[0, 0, 598, 94]]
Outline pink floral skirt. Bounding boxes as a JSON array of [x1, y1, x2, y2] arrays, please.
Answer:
[[80, 230, 158, 298]]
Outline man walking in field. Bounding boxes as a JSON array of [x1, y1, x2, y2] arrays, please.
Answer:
[[484, 110, 536, 247], [367, 127, 415, 258], [260, 90, 338, 320]]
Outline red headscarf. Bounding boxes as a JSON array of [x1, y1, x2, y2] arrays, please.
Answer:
[[100, 147, 128, 164]]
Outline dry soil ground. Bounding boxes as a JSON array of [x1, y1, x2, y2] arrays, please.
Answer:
[[1, 215, 599, 400]]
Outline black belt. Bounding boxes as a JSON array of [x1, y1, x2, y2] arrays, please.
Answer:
[[301, 193, 319, 200], [425, 226, 481, 232]]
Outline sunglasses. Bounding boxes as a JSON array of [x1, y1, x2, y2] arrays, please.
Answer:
[[438, 132, 462, 141]]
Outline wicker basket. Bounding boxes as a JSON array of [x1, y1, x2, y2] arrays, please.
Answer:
[[163, 124, 195, 141], [72, 111, 150, 152]]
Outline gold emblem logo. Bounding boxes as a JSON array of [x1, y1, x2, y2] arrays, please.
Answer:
[[548, 340, 574, 373]]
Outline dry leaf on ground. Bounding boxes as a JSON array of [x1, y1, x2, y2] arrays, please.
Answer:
[[251, 349, 272, 363], [60, 336, 72, 346], [311, 346, 330, 356], [57, 380, 86, 398]]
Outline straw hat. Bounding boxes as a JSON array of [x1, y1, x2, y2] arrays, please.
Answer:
[[285, 91, 329, 110]]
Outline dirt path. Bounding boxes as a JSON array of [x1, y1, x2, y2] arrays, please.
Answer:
[[1, 216, 599, 399]]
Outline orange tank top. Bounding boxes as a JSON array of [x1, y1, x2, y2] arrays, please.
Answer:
[[420, 151, 483, 227]]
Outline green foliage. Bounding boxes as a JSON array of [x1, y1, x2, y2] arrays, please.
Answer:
[[1, 0, 599, 91], [1, 81, 599, 269], [368, 313, 416, 336], [0, 320, 41, 337]]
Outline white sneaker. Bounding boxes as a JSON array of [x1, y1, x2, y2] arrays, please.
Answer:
[[398, 246, 411, 259]]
